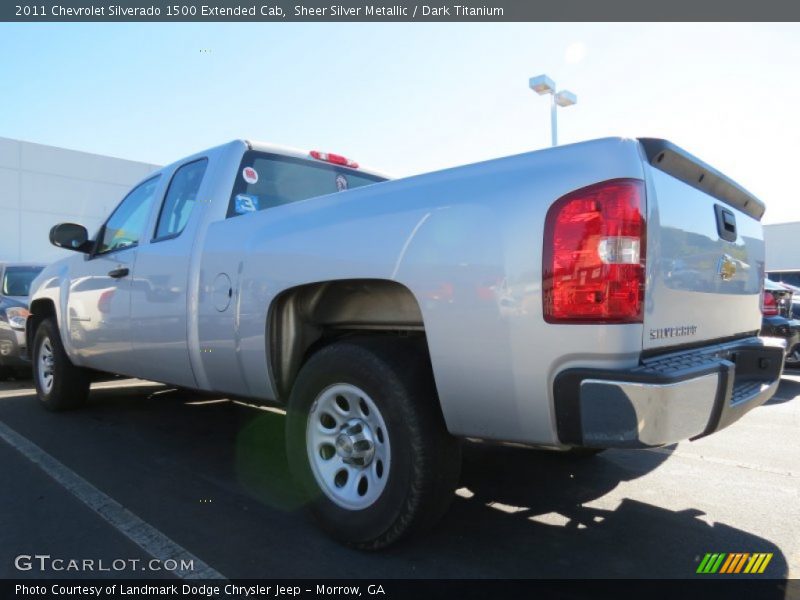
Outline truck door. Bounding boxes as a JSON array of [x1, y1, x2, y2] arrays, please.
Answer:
[[66, 176, 161, 376], [129, 158, 208, 388]]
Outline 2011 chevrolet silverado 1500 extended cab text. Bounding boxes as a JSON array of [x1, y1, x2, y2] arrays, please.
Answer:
[[27, 138, 783, 548]]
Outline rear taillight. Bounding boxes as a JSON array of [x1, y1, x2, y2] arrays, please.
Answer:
[[310, 150, 359, 169], [762, 291, 779, 316], [543, 179, 646, 324]]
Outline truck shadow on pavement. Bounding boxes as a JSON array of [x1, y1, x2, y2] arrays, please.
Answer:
[[763, 375, 800, 405], [24, 381, 788, 583], [441, 443, 788, 580]]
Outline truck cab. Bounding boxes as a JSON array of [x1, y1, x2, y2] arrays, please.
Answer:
[[28, 141, 387, 388]]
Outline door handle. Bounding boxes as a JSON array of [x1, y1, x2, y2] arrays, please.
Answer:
[[108, 267, 129, 279]]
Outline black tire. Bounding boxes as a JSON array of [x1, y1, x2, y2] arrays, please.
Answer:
[[0, 366, 11, 381], [286, 336, 461, 550], [785, 346, 800, 369], [32, 318, 90, 411]]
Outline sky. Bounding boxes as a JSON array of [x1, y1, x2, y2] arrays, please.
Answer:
[[0, 22, 798, 223]]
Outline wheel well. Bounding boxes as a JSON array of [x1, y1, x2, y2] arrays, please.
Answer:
[[27, 298, 56, 358], [269, 279, 426, 399]]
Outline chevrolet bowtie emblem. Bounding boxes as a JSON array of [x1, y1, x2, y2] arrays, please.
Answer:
[[718, 254, 737, 281]]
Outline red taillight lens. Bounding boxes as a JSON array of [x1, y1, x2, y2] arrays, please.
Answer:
[[762, 291, 779, 316], [543, 179, 646, 324]]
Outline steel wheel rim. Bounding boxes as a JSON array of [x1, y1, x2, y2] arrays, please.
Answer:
[[306, 383, 391, 510], [38, 337, 55, 394]]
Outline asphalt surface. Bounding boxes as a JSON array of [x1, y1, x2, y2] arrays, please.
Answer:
[[0, 373, 798, 580]]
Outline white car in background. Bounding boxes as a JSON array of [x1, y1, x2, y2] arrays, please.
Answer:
[[0, 263, 45, 380]]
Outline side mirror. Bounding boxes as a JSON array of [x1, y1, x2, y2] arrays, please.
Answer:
[[50, 223, 92, 253]]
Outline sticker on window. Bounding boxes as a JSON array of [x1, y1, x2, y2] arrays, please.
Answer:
[[242, 166, 259, 184], [234, 194, 259, 214], [335, 174, 348, 191]]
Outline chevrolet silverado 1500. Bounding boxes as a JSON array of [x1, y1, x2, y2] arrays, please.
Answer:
[[27, 138, 783, 548]]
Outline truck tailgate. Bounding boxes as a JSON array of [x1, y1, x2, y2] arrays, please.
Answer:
[[640, 139, 765, 351]]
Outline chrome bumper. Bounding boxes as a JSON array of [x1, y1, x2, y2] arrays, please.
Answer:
[[0, 328, 29, 368], [554, 336, 785, 449]]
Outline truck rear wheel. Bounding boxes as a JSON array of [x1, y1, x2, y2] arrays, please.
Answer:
[[32, 318, 90, 411], [286, 337, 461, 549]]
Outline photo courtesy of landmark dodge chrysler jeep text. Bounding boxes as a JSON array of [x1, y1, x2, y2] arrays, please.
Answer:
[[26, 138, 783, 549]]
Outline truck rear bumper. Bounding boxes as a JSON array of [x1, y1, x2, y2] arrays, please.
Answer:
[[553, 336, 785, 449]]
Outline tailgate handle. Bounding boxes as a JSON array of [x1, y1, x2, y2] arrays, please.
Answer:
[[715, 205, 737, 242]]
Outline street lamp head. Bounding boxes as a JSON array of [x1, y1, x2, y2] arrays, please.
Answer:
[[529, 74, 555, 95], [554, 90, 577, 107]]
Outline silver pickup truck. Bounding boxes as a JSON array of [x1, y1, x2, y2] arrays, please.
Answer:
[[27, 138, 783, 548]]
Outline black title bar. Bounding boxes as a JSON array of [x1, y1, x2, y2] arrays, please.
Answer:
[[4, 0, 800, 21], [3, 579, 797, 600]]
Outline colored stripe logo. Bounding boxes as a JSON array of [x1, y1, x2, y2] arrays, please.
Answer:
[[696, 553, 773, 574]]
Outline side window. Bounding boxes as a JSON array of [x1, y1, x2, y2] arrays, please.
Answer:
[[96, 176, 161, 255], [154, 159, 208, 240]]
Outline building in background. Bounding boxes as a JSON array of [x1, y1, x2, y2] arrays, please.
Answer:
[[765, 222, 800, 273], [0, 136, 159, 263], [3, 133, 796, 275]]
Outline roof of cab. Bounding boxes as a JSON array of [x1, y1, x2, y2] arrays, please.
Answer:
[[244, 139, 392, 180]]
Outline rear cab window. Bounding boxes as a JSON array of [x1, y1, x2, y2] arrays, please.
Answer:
[[227, 151, 386, 218]]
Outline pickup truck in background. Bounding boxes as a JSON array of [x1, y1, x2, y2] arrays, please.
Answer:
[[27, 138, 783, 549], [761, 278, 800, 366]]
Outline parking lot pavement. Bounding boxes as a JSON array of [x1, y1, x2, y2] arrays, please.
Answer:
[[0, 373, 798, 580]]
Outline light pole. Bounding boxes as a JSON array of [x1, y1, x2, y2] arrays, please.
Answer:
[[529, 74, 577, 147]]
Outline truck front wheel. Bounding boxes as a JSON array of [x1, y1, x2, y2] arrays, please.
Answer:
[[32, 318, 90, 411], [286, 337, 461, 549]]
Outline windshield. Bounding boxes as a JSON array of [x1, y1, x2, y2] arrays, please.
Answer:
[[769, 271, 800, 289], [2, 266, 44, 297], [228, 151, 387, 218]]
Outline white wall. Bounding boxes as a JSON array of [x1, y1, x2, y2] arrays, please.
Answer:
[[0, 136, 159, 263], [764, 222, 800, 272]]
